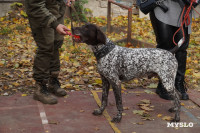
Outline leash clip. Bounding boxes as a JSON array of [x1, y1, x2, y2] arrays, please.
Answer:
[[178, 38, 184, 47]]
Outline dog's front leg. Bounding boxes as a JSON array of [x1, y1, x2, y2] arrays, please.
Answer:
[[111, 80, 123, 123], [93, 75, 110, 116]]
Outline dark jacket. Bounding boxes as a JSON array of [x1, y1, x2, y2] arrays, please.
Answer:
[[25, 0, 66, 29]]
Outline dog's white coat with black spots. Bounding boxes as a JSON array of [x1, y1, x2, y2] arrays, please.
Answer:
[[92, 38, 180, 122], [72, 24, 181, 123]]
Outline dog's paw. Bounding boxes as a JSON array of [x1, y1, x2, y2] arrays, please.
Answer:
[[111, 116, 122, 123], [93, 109, 103, 116]]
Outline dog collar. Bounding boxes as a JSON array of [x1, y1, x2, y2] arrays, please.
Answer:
[[94, 39, 115, 61]]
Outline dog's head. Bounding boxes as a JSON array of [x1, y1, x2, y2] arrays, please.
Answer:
[[72, 23, 106, 45]]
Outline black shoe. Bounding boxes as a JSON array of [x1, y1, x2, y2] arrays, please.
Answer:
[[175, 80, 189, 100], [156, 81, 173, 100]]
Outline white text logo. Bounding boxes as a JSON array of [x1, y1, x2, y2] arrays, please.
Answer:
[[167, 122, 194, 128]]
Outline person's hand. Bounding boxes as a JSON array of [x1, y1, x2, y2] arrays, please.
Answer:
[[56, 24, 70, 35], [66, 0, 75, 7]]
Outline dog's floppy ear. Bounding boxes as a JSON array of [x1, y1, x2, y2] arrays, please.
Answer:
[[96, 28, 106, 44]]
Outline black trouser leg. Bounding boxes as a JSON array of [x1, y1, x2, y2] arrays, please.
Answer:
[[150, 11, 189, 100]]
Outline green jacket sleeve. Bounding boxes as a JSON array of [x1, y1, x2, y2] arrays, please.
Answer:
[[25, 0, 60, 29]]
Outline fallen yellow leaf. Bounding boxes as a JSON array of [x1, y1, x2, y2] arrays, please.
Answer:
[[157, 114, 162, 117], [21, 94, 27, 96], [162, 116, 173, 121], [181, 103, 185, 106]]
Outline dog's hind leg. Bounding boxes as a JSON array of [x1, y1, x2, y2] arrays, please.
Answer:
[[168, 88, 181, 122], [93, 75, 110, 116], [110, 80, 123, 123], [158, 63, 180, 121], [161, 77, 181, 122]]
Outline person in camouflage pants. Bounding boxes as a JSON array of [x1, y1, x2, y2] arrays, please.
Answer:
[[25, 0, 75, 104]]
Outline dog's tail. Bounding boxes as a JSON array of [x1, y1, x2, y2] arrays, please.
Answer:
[[169, 38, 184, 54]]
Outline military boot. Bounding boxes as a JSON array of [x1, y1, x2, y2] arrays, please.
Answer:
[[49, 71, 67, 97], [33, 80, 58, 104], [156, 81, 173, 100]]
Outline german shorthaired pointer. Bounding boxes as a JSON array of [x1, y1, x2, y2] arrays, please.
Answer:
[[72, 23, 181, 123]]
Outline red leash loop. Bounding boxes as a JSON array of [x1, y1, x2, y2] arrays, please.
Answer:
[[173, 0, 198, 46]]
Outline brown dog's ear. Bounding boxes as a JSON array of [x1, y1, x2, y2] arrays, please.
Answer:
[[96, 28, 106, 44]]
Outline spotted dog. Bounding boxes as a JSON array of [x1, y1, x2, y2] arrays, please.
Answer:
[[72, 23, 181, 123]]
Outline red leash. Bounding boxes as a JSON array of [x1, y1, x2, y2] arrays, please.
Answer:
[[173, 0, 200, 46], [192, 5, 200, 16]]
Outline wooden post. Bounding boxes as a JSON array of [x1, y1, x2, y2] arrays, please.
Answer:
[[127, 8, 132, 44], [107, 0, 111, 33]]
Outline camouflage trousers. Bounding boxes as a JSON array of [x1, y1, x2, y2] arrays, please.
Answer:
[[30, 17, 64, 81]]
